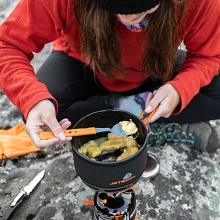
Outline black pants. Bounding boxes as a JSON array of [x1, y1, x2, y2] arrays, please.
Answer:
[[37, 51, 220, 126]]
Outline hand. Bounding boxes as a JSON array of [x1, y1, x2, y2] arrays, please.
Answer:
[[25, 99, 72, 148], [145, 84, 180, 123]]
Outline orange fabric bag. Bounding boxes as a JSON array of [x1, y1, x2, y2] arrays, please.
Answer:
[[0, 123, 40, 160]]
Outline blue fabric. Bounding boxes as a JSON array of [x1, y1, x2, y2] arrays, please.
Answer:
[[102, 91, 150, 117]]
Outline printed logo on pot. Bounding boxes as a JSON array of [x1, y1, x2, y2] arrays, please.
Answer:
[[110, 173, 136, 186]]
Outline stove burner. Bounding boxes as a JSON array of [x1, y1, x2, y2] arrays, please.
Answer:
[[94, 189, 136, 220]]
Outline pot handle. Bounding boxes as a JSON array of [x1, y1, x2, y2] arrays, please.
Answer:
[[139, 105, 159, 125], [39, 127, 97, 140]]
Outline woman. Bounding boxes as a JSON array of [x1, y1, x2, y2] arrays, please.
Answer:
[[0, 0, 219, 152]]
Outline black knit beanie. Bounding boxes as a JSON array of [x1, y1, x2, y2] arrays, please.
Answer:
[[94, 0, 161, 14]]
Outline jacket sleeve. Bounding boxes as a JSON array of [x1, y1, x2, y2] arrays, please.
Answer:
[[167, 0, 220, 114], [0, 0, 71, 118]]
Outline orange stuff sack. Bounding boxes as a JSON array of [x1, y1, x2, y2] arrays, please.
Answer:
[[0, 123, 40, 160]]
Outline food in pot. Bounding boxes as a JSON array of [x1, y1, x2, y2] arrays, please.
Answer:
[[107, 132, 125, 140], [87, 146, 102, 158], [119, 121, 138, 135], [117, 136, 139, 161], [99, 139, 127, 150], [78, 134, 139, 161], [78, 140, 98, 155], [117, 145, 139, 161], [86, 139, 126, 159]]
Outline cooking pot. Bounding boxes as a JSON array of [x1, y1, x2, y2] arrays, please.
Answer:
[[71, 109, 148, 192]]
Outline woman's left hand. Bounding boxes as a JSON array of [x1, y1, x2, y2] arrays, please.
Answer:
[[145, 84, 180, 123]]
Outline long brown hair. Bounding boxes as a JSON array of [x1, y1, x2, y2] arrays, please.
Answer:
[[73, 0, 186, 82]]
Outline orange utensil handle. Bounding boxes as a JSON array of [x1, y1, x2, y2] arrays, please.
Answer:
[[39, 127, 97, 140], [143, 106, 159, 125], [139, 110, 146, 119], [139, 105, 159, 125]]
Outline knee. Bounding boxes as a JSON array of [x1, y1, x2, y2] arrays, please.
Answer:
[[200, 71, 220, 97]]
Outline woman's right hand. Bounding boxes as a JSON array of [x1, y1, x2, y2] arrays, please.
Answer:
[[25, 99, 72, 148], [144, 84, 180, 122]]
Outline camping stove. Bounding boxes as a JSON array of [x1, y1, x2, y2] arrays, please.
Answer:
[[91, 154, 160, 220], [94, 189, 136, 220], [71, 110, 160, 220]]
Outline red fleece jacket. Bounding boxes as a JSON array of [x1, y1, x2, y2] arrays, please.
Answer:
[[0, 0, 219, 118]]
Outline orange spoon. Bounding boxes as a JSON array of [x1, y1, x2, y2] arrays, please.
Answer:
[[39, 106, 159, 140], [39, 123, 128, 140], [39, 120, 139, 140]]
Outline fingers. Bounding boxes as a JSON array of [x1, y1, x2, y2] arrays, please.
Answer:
[[145, 92, 153, 107], [145, 90, 165, 122], [27, 121, 72, 148], [59, 118, 72, 130], [144, 84, 180, 123], [146, 89, 165, 113], [26, 125, 61, 148], [146, 106, 161, 123], [42, 114, 66, 140], [38, 118, 71, 131], [26, 100, 73, 148], [39, 116, 72, 147], [29, 118, 72, 148]]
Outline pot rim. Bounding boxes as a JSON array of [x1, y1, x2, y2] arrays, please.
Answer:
[[71, 109, 148, 166]]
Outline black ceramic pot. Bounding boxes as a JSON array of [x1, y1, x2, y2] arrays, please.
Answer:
[[71, 110, 148, 192]]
